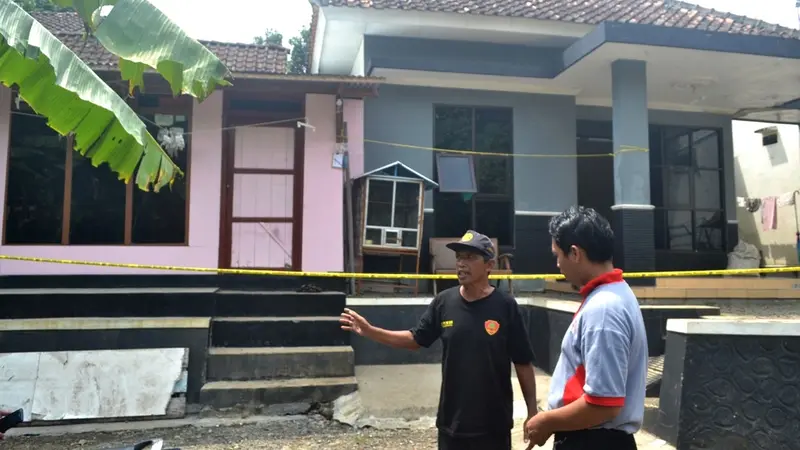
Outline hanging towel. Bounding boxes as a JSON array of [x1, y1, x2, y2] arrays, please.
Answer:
[[762, 196, 778, 231], [778, 190, 797, 207]]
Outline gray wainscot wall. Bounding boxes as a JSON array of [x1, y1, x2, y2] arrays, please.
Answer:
[[655, 318, 800, 450], [346, 297, 720, 373]]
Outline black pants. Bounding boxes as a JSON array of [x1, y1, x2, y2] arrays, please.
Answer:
[[553, 428, 637, 450], [437, 430, 511, 450]]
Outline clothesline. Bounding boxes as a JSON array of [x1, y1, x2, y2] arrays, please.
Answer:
[[736, 190, 799, 232], [736, 190, 798, 211]]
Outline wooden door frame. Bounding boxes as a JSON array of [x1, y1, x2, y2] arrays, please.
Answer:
[[217, 106, 306, 271]]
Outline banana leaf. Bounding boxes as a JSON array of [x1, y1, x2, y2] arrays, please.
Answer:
[[51, 0, 232, 99], [0, 0, 179, 191]]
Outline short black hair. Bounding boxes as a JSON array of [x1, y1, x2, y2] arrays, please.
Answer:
[[548, 205, 614, 263]]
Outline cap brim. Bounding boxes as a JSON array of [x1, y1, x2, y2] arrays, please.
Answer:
[[446, 242, 490, 257]]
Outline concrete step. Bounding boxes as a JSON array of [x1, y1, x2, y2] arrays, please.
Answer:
[[210, 316, 349, 347], [0, 289, 346, 319], [199, 376, 358, 409], [214, 291, 345, 317], [206, 346, 355, 381]]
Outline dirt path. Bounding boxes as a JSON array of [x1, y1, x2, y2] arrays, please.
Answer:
[[3, 416, 439, 450]]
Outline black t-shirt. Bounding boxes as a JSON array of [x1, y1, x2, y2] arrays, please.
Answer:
[[410, 286, 535, 437]]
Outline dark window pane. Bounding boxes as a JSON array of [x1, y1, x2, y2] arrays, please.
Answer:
[[434, 106, 472, 152], [436, 154, 477, 193], [364, 228, 381, 246], [654, 209, 667, 250], [693, 130, 720, 168], [433, 192, 472, 238], [476, 158, 509, 195], [69, 153, 126, 244], [695, 210, 724, 251], [366, 179, 393, 227], [475, 108, 512, 195], [132, 113, 189, 244], [666, 210, 692, 250], [401, 231, 418, 248], [694, 169, 721, 210], [663, 130, 691, 166], [4, 113, 65, 244], [663, 167, 691, 208], [393, 181, 420, 228], [474, 199, 513, 246], [650, 168, 664, 208], [648, 128, 662, 166]]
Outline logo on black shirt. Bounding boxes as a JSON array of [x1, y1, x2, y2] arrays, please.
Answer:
[[484, 320, 500, 336]]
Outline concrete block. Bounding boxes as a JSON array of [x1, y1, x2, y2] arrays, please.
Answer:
[[207, 346, 355, 381], [199, 377, 358, 410]]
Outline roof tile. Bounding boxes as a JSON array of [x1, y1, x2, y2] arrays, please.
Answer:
[[32, 12, 290, 75], [317, 0, 800, 39]]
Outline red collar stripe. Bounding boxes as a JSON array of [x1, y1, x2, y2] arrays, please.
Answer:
[[575, 269, 624, 317]]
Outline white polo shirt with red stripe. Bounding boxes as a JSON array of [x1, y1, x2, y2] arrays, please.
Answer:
[[547, 269, 648, 434]]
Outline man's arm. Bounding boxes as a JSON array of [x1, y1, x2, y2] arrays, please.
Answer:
[[341, 297, 442, 350], [362, 327, 420, 350], [514, 363, 538, 417], [536, 396, 621, 432], [544, 325, 630, 431], [508, 301, 538, 416]]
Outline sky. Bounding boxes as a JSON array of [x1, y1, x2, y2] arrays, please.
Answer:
[[147, 0, 314, 47], [146, 0, 799, 49]]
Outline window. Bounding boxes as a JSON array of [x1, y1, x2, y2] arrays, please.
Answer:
[[433, 106, 514, 245], [435, 154, 477, 193], [755, 126, 780, 147], [650, 127, 724, 252], [4, 96, 191, 245]]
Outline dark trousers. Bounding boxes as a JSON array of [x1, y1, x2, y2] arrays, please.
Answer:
[[553, 428, 637, 450], [437, 430, 511, 450]]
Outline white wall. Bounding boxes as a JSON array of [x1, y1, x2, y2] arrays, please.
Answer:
[[733, 120, 800, 265]]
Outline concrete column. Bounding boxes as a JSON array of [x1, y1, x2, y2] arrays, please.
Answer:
[[610, 60, 655, 281]]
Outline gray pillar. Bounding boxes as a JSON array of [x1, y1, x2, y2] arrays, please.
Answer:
[[610, 60, 656, 281], [612, 59, 650, 205]]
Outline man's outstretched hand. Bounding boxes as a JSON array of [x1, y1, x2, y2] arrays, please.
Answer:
[[340, 308, 371, 336]]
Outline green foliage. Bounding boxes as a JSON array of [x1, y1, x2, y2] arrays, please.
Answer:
[[13, 0, 70, 12], [0, 0, 232, 191], [254, 28, 283, 46], [254, 26, 310, 75], [288, 26, 309, 75]]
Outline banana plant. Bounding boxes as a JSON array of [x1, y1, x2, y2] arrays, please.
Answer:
[[0, 0, 232, 191]]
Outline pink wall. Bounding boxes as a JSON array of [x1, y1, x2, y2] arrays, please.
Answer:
[[0, 87, 362, 275], [344, 99, 365, 178], [302, 94, 339, 272], [300, 95, 364, 272], [0, 87, 224, 275]]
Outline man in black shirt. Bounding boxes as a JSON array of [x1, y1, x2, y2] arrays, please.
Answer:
[[340, 230, 538, 449]]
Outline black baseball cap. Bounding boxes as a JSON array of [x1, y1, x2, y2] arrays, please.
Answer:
[[446, 230, 495, 259]]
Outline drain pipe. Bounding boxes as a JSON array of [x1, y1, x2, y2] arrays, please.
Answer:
[[337, 96, 357, 294]]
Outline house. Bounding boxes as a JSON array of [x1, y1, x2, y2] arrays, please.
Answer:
[[309, 0, 800, 286], [0, 11, 382, 275], [733, 120, 800, 267]]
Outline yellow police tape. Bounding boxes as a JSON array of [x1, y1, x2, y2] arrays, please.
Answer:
[[1, 254, 799, 280]]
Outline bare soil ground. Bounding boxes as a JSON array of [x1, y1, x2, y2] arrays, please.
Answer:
[[3, 415, 439, 450]]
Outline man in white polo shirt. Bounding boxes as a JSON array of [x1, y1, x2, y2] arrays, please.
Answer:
[[523, 206, 647, 449]]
